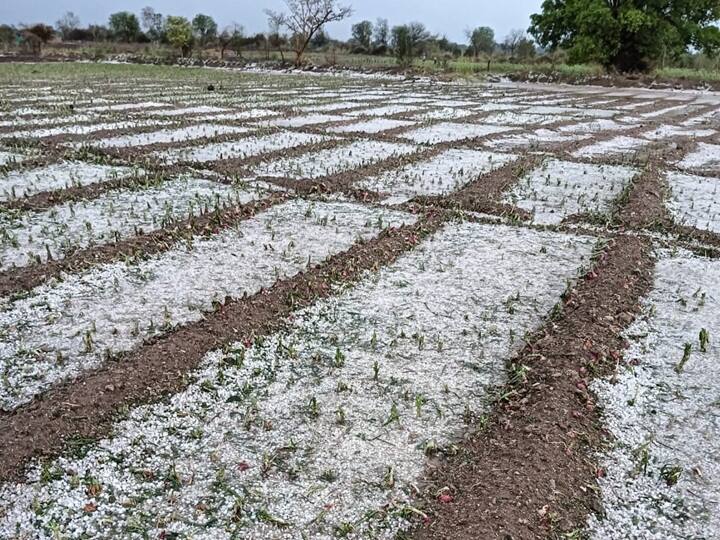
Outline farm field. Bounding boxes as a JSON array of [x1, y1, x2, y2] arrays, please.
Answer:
[[0, 63, 719, 539]]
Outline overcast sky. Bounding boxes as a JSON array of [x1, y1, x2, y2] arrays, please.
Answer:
[[0, 1, 543, 43]]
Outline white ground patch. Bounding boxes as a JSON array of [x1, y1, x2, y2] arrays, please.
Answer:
[[640, 125, 716, 140], [259, 114, 348, 128], [410, 108, 475, 121], [191, 109, 279, 122], [482, 112, 560, 126], [572, 136, 652, 159], [0, 222, 594, 539], [0, 178, 254, 269], [80, 101, 169, 113], [558, 119, 635, 134], [0, 150, 25, 166], [83, 124, 250, 149], [0, 162, 143, 201], [484, 129, 592, 150], [400, 122, 516, 144], [252, 140, 418, 179], [357, 149, 517, 204], [589, 252, 720, 540], [153, 132, 329, 165], [505, 159, 638, 224], [523, 106, 618, 118], [346, 104, 421, 117], [6, 120, 173, 140], [0, 200, 414, 411], [328, 118, 416, 134], [677, 143, 720, 173], [150, 106, 231, 117], [666, 172, 720, 233]]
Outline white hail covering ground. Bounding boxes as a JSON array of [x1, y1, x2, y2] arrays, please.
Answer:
[[328, 118, 416, 134], [482, 112, 560, 126], [153, 132, 329, 165], [640, 125, 716, 140], [665, 172, 720, 233], [590, 251, 720, 540], [572, 136, 651, 159], [411, 108, 475, 121], [357, 149, 517, 204], [252, 140, 418, 179], [6, 120, 173, 140], [677, 143, 720, 172], [0, 178, 252, 269], [346, 104, 422, 117], [84, 124, 250, 149], [0, 150, 25, 166], [259, 114, 348, 128], [524, 106, 619, 118], [0, 222, 594, 539], [150, 106, 230, 117], [484, 129, 592, 150], [400, 122, 516, 144], [0, 162, 142, 201], [505, 159, 638, 224], [0, 200, 414, 411], [191, 109, 279, 122], [80, 101, 169, 112], [558, 119, 634, 134]]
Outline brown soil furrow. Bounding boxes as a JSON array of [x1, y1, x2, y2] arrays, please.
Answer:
[[0, 173, 154, 212], [412, 154, 544, 219], [0, 193, 288, 298], [412, 233, 655, 540], [0, 212, 445, 483]]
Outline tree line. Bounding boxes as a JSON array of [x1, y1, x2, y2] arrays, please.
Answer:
[[2, 0, 719, 73], [0, 2, 536, 66]]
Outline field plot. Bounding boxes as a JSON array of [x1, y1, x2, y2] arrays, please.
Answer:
[[504, 159, 638, 224], [0, 177, 252, 269], [358, 149, 517, 204], [0, 63, 719, 540], [590, 252, 720, 539], [0, 222, 594, 538], [0, 162, 143, 202]]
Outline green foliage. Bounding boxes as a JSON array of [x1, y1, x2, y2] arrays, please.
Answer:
[[391, 22, 431, 67], [469, 26, 495, 56], [25, 24, 55, 43], [530, 0, 720, 72], [192, 14, 218, 46], [108, 12, 140, 42], [352, 20, 373, 52], [165, 16, 194, 56]]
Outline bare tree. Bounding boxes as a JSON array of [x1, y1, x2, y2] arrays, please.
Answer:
[[503, 29, 526, 57], [265, 0, 352, 66], [56, 12, 80, 41]]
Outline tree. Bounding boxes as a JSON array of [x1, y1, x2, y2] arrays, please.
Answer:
[[351, 20, 373, 52], [25, 24, 54, 43], [391, 23, 431, 66], [0, 25, 16, 48], [165, 16, 194, 56], [468, 26, 494, 57], [516, 37, 536, 60], [192, 14, 218, 47], [503, 29, 526, 57], [530, 0, 720, 72], [108, 12, 140, 42], [265, 0, 352, 66], [219, 24, 244, 59], [56, 12, 80, 41], [373, 18, 389, 53], [141, 7, 164, 42]]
